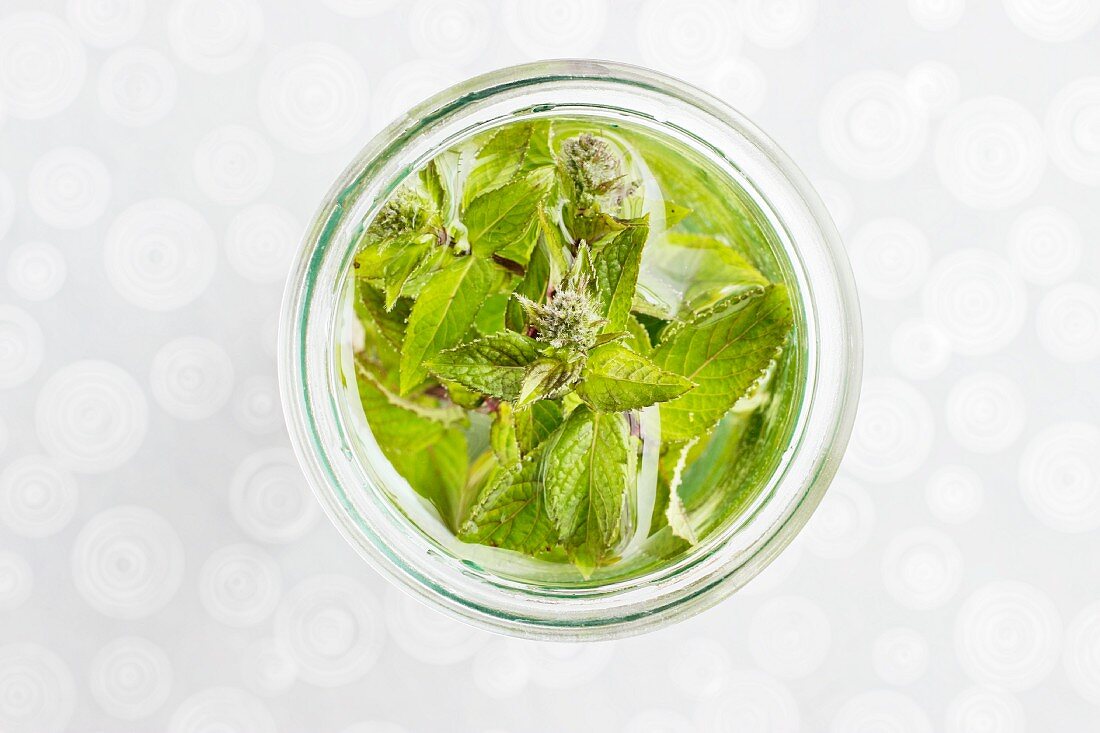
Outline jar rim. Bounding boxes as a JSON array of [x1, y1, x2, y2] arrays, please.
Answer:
[[279, 59, 862, 640]]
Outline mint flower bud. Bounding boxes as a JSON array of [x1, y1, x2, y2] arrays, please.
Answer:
[[515, 276, 604, 353], [366, 187, 429, 243], [560, 133, 638, 208]]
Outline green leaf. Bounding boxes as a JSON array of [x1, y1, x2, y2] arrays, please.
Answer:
[[576, 342, 694, 412], [352, 228, 416, 281], [569, 237, 594, 284], [400, 255, 496, 394], [625, 313, 652, 355], [352, 244, 387, 281], [663, 201, 692, 228], [474, 293, 510, 335], [465, 449, 502, 506], [356, 361, 446, 453], [593, 331, 630, 348], [398, 246, 451, 302], [383, 240, 431, 309], [593, 221, 649, 332], [440, 379, 482, 409], [424, 330, 540, 400], [419, 160, 445, 213], [655, 438, 701, 544], [652, 284, 793, 441], [537, 206, 572, 282], [490, 402, 520, 469], [515, 400, 563, 453], [465, 170, 551, 266], [419, 153, 457, 221], [633, 312, 669, 346], [544, 406, 632, 571], [388, 428, 469, 532], [665, 488, 697, 545], [356, 358, 471, 531], [462, 121, 554, 210], [516, 355, 579, 408], [564, 209, 625, 246], [459, 450, 556, 555], [355, 357, 466, 428], [358, 282, 410, 353]]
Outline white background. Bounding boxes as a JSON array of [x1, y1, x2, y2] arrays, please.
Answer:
[[2, 1, 1100, 731]]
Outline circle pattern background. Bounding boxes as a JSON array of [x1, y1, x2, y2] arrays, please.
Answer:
[[1, 2, 1098, 730]]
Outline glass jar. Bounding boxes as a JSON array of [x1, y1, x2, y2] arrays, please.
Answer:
[[279, 60, 861, 640]]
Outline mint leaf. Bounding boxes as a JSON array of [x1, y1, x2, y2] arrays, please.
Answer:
[[537, 206, 572, 281], [516, 355, 581, 408], [357, 356, 470, 531], [654, 438, 701, 544], [356, 361, 446, 452], [352, 227, 416, 280], [633, 311, 669, 345], [359, 282, 410, 353], [420, 153, 458, 221], [544, 406, 632, 571], [625, 313, 652, 355], [382, 240, 431, 309], [462, 121, 553, 210], [459, 450, 556, 554], [424, 330, 540, 400], [564, 209, 626, 246], [355, 357, 466, 428], [440, 379, 483, 409], [474, 293, 510, 335], [593, 221, 649, 332], [400, 255, 496, 394], [515, 400, 563, 453], [465, 169, 552, 266], [388, 428, 469, 532], [665, 486, 697, 545], [593, 331, 630, 348], [352, 244, 387, 280], [576, 342, 694, 412], [490, 402, 520, 469], [402, 247, 457, 303], [651, 284, 793, 441], [663, 201, 692, 228]]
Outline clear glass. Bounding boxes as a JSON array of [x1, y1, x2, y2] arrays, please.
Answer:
[[279, 60, 862, 640]]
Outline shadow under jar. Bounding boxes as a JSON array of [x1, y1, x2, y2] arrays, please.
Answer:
[[280, 60, 861, 640]]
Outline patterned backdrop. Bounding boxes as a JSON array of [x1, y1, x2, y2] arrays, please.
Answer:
[[1, 1, 1099, 731]]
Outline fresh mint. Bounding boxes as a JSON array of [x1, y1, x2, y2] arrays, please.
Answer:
[[490, 402, 521, 469], [575, 342, 694, 413], [461, 120, 554, 210], [652, 284, 794, 441], [544, 406, 634, 573], [399, 255, 497, 394], [349, 119, 795, 576], [465, 169, 552, 266], [425, 330, 540, 401], [459, 447, 556, 555], [593, 222, 648, 332]]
